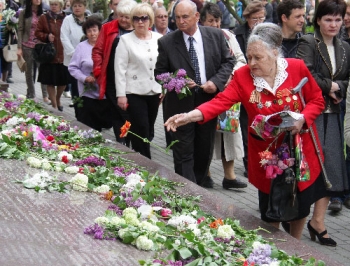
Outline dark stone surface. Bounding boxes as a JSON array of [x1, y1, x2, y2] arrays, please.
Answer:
[[0, 117, 343, 265]]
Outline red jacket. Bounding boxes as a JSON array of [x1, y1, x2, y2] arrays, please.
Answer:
[[198, 58, 325, 194], [92, 19, 119, 99]]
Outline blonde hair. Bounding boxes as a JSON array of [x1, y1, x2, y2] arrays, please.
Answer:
[[49, 0, 64, 8], [130, 3, 155, 28]]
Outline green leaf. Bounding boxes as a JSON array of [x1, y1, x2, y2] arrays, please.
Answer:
[[178, 247, 192, 259], [0, 110, 8, 118], [185, 258, 202, 266]]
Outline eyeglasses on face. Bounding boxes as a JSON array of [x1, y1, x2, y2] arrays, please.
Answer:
[[250, 17, 265, 22], [133, 15, 150, 23], [156, 15, 168, 19]]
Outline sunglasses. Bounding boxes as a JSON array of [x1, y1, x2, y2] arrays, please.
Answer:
[[133, 16, 150, 23]]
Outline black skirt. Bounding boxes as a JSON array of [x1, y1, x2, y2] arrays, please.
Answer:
[[38, 63, 69, 86], [259, 174, 328, 222], [79, 96, 113, 131]]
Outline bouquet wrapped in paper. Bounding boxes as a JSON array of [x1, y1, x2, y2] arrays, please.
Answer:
[[251, 111, 304, 139]]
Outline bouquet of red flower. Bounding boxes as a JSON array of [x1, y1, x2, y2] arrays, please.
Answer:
[[259, 143, 295, 179], [156, 69, 192, 100]]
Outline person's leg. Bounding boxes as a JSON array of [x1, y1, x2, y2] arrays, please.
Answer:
[[290, 218, 306, 240], [310, 197, 330, 237], [193, 118, 216, 185], [22, 47, 36, 98], [46, 85, 57, 108], [1, 70, 8, 82], [56, 85, 66, 108], [239, 105, 249, 176]]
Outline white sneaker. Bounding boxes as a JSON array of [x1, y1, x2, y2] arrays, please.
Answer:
[[63, 91, 71, 98]]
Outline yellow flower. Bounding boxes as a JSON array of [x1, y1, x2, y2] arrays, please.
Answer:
[[58, 145, 69, 150], [22, 131, 28, 137]]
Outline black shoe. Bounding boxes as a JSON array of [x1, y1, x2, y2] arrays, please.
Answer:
[[307, 220, 337, 247], [344, 198, 350, 209], [222, 177, 247, 189], [58, 106, 64, 112], [328, 199, 342, 212], [200, 177, 214, 188], [69, 102, 74, 107], [6, 78, 14, 83], [243, 170, 248, 178], [281, 221, 290, 234]]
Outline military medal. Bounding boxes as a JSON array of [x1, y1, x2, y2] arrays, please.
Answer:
[[285, 97, 291, 102], [292, 95, 298, 100]]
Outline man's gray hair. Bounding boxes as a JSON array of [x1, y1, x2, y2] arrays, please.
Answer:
[[178, 0, 197, 14], [248, 23, 283, 57]]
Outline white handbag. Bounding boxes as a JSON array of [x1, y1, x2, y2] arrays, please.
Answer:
[[3, 31, 18, 62]]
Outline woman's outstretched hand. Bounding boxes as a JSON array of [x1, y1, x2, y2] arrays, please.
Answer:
[[164, 113, 191, 132], [164, 110, 204, 132]]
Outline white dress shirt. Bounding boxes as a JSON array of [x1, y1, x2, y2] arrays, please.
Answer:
[[183, 28, 207, 85]]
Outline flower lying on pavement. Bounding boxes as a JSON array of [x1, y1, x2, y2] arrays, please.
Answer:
[[70, 173, 88, 192]]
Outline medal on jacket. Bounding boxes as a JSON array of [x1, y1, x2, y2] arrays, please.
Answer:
[[249, 90, 263, 108]]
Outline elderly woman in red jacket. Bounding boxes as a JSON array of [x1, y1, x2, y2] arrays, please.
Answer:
[[92, 0, 136, 145], [165, 23, 329, 243]]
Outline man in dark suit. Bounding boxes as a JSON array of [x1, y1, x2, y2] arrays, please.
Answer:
[[155, 0, 235, 187]]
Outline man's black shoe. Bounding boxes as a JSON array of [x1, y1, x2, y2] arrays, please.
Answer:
[[222, 178, 247, 189], [328, 199, 342, 212], [200, 177, 214, 188]]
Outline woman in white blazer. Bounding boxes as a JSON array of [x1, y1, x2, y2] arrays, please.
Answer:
[[115, 3, 162, 159]]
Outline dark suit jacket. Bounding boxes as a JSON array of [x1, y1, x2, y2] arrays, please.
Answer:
[[155, 26, 235, 118], [296, 29, 350, 113]]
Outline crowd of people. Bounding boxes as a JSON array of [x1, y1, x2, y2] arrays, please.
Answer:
[[1, 0, 349, 249]]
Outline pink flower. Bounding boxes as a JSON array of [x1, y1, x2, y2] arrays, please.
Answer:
[[265, 165, 283, 179], [160, 208, 172, 217], [197, 217, 205, 224]]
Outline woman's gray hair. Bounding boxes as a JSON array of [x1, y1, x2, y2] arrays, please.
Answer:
[[248, 23, 283, 58], [117, 0, 137, 15]]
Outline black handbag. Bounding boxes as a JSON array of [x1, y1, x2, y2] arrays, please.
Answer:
[[266, 132, 299, 222], [33, 15, 56, 63]]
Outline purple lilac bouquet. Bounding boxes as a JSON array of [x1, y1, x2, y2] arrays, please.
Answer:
[[156, 69, 192, 100]]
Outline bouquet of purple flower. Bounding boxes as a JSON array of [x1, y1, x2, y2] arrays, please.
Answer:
[[156, 69, 192, 100]]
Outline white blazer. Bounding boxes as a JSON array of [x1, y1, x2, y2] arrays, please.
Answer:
[[115, 31, 162, 97], [60, 15, 85, 66]]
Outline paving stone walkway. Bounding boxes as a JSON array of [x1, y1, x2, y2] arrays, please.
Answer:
[[6, 63, 350, 265]]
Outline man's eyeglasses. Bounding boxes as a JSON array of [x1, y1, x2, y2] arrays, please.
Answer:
[[156, 15, 168, 19], [250, 17, 265, 22], [133, 16, 150, 23]]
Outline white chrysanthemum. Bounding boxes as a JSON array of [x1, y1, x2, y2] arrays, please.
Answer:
[[94, 216, 110, 226], [93, 184, 110, 193], [217, 225, 235, 239], [6, 117, 24, 127], [269, 262, 280, 266], [110, 217, 125, 227], [125, 173, 142, 182], [118, 228, 128, 240], [122, 179, 146, 190], [57, 151, 73, 161], [23, 172, 52, 188], [123, 207, 138, 217], [70, 173, 88, 192], [187, 223, 200, 236], [135, 235, 153, 251], [174, 239, 181, 245], [64, 166, 80, 174], [168, 215, 197, 230], [252, 241, 265, 250], [45, 116, 59, 126], [139, 221, 159, 232], [27, 157, 42, 168]]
